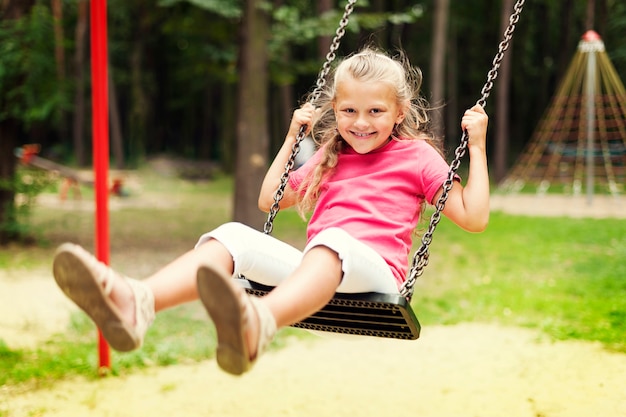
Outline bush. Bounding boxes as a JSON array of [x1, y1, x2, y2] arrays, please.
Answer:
[[0, 167, 56, 243]]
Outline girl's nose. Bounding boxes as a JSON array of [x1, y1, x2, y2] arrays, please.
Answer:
[[354, 114, 369, 129]]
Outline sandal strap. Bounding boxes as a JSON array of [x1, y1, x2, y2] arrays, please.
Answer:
[[101, 269, 116, 296], [53, 243, 155, 351], [127, 278, 156, 342], [249, 297, 276, 360], [76, 248, 116, 296], [77, 246, 155, 341]]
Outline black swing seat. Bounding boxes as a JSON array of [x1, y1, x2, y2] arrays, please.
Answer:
[[236, 277, 421, 340]]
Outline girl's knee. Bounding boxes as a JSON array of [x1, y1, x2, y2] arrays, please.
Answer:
[[303, 245, 342, 270]]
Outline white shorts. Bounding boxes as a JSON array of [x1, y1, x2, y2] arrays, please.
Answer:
[[195, 222, 399, 294]]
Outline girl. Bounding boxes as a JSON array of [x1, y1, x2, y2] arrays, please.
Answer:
[[53, 47, 489, 376]]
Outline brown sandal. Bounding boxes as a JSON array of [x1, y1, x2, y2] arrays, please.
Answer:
[[52, 243, 155, 352], [197, 265, 276, 375]]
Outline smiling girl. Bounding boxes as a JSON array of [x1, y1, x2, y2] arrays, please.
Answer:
[[53, 47, 489, 377]]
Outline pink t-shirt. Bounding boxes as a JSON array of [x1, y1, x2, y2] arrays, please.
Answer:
[[289, 138, 455, 286]]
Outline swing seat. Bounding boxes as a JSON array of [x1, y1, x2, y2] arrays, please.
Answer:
[[236, 277, 420, 340]]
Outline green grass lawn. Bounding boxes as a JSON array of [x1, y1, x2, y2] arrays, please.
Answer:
[[414, 212, 626, 352], [1, 171, 624, 387]]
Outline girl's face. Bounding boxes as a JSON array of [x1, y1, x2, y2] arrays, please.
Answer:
[[333, 76, 405, 154]]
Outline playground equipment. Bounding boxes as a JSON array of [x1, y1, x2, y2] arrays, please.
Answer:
[[15, 144, 125, 199], [501, 30, 626, 203]]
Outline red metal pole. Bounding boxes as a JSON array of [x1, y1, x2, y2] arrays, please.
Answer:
[[90, 0, 111, 371]]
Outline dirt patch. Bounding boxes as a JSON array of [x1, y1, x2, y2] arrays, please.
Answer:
[[0, 268, 75, 349], [4, 323, 626, 417], [490, 193, 625, 218]]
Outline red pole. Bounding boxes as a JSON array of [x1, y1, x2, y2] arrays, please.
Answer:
[[90, 0, 111, 371]]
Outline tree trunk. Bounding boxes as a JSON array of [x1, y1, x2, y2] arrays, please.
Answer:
[[557, 0, 575, 80], [51, 0, 68, 141], [494, 0, 515, 182], [73, 0, 88, 166], [128, 1, 151, 164], [233, 0, 270, 228], [317, 0, 332, 60], [221, 83, 237, 173], [445, 17, 459, 148], [109, 70, 125, 169], [429, 0, 449, 141], [0, 120, 18, 244], [585, 0, 595, 30], [200, 86, 217, 160], [275, 0, 294, 141], [595, 0, 607, 36]]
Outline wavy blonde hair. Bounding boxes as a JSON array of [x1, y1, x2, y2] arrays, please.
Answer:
[[296, 47, 441, 216]]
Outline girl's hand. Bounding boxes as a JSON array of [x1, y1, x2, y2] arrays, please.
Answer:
[[461, 104, 488, 151], [287, 103, 317, 141]]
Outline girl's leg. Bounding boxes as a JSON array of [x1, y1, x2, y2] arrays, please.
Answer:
[[98, 239, 233, 325], [262, 246, 342, 328], [197, 226, 397, 374], [249, 227, 396, 347], [146, 239, 233, 312], [53, 222, 297, 354], [52, 236, 235, 352], [196, 245, 341, 375]]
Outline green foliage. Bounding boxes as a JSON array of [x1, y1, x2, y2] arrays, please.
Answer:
[[0, 168, 56, 242], [158, 0, 241, 18], [607, 0, 626, 68], [2, 0, 626, 163], [268, 2, 423, 86], [351, 7, 423, 31], [0, 2, 69, 126]]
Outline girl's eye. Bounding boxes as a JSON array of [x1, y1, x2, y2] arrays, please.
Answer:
[[371, 108, 382, 114]]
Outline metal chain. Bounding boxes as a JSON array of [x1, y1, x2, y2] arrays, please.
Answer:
[[263, 0, 357, 234], [400, 0, 526, 300]]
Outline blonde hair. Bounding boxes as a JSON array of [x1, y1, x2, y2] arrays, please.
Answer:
[[297, 47, 441, 216]]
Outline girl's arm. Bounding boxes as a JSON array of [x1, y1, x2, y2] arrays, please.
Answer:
[[258, 103, 317, 213], [437, 104, 490, 232]]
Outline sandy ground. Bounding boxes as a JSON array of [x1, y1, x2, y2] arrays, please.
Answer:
[[1, 193, 625, 417], [490, 193, 625, 219]]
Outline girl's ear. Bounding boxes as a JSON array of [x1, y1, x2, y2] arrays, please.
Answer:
[[395, 100, 409, 124]]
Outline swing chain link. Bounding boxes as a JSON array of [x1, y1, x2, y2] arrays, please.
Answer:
[[401, 0, 526, 300], [263, 0, 357, 235], [477, 0, 526, 108], [309, 0, 357, 104], [263, 125, 306, 235]]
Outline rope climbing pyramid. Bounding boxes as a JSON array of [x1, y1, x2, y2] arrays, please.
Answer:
[[501, 30, 626, 201]]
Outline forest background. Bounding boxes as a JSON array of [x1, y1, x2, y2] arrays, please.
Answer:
[[1, 0, 626, 241]]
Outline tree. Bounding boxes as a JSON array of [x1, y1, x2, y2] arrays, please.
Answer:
[[494, 0, 515, 182], [51, 0, 68, 141], [429, 0, 449, 141], [72, 0, 88, 166], [233, 0, 271, 228]]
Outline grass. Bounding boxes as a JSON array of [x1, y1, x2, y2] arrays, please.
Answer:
[[414, 213, 626, 352], [0, 167, 624, 389]]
